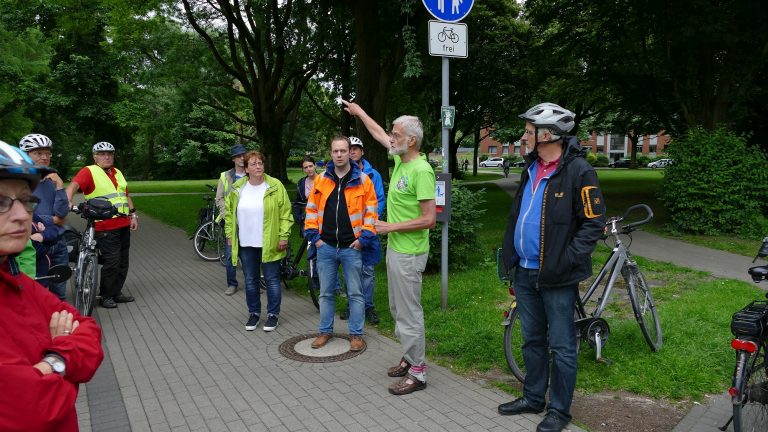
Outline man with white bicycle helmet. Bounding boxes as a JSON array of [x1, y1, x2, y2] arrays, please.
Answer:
[[18, 133, 70, 299], [0, 140, 104, 431], [498, 103, 605, 432], [66, 141, 138, 309]]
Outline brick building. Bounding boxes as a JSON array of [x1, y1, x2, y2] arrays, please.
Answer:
[[477, 127, 671, 160]]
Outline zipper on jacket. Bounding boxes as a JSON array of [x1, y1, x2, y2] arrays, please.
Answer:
[[335, 179, 342, 248]]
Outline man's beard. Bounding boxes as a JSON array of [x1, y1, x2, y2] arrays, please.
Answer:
[[389, 143, 407, 156]]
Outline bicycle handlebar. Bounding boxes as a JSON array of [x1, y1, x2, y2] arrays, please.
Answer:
[[206, 184, 216, 192], [618, 204, 653, 232]]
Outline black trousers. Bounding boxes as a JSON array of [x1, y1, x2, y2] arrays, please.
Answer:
[[96, 226, 131, 299]]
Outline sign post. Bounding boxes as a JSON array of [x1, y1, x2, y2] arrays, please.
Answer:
[[424, 0, 473, 309]]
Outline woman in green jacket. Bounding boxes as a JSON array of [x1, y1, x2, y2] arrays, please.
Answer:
[[225, 151, 293, 332]]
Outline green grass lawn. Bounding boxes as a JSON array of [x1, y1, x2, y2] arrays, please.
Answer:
[[132, 175, 761, 402]]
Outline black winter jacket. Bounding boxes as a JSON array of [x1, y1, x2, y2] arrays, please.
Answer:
[[502, 137, 606, 288]]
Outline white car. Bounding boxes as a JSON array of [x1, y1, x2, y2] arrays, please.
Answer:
[[480, 157, 504, 168], [647, 158, 672, 169]]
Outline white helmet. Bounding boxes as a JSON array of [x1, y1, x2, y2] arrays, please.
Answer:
[[19, 134, 53, 152], [92, 141, 115, 153], [349, 136, 364, 148], [519, 103, 576, 135]]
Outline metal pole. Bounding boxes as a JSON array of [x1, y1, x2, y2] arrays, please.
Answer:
[[441, 56, 449, 310]]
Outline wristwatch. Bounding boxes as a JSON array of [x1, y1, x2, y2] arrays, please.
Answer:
[[42, 354, 66, 376]]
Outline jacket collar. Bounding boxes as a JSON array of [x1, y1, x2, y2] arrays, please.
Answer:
[[324, 160, 363, 184]]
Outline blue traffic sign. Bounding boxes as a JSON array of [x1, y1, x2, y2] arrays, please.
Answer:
[[422, 0, 474, 23]]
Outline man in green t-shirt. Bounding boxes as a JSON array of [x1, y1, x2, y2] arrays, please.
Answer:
[[343, 100, 436, 396]]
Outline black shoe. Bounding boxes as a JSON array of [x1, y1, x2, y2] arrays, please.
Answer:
[[365, 308, 380, 325], [245, 314, 260, 331], [100, 297, 118, 309], [114, 294, 135, 303], [536, 412, 569, 432], [263, 314, 279, 332], [339, 308, 349, 320], [497, 398, 544, 416]]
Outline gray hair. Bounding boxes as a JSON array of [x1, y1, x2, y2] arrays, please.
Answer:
[[537, 127, 561, 142], [393, 115, 424, 149]]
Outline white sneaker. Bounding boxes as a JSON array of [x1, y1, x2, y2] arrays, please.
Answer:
[[224, 286, 237, 296]]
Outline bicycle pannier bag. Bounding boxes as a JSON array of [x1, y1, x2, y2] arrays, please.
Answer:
[[730, 302, 768, 338], [85, 198, 118, 220]]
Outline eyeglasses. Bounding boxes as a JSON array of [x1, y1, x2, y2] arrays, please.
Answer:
[[248, 160, 264, 166], [0, 194, 40, 213], [523, 129, 535, 136]]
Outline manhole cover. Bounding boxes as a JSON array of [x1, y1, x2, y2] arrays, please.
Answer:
[[279, 334, 366, 363]]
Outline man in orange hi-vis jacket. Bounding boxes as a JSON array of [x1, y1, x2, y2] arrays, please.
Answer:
[[304, 135, 378, 353]]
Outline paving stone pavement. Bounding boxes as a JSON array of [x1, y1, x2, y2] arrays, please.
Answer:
[[74, 212, 586, 432]]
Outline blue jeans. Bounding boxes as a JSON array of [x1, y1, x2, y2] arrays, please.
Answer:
[[316, 244, 364, 335], [239, 246, 281, 316], [362, 264, 375, 310], [514, 267, 578, 422], [225, 243, 238, 288]]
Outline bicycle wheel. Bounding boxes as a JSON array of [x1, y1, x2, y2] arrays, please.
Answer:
[[307, 255, 320, 310], [624, 263, 663, 351], [503, 307, 526, 383], [216, 223, 226, 266], [733, 345, 768, 432], [74, 254, 99, 316], [193, 221, 219, 261]]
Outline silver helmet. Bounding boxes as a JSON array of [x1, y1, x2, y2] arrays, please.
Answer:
[[18, 134, 53, 152], [519, 103, 576, 135], [92, 141, 115, 153]]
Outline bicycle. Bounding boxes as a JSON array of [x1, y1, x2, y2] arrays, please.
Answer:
[[264, 237, 320, 310], [720, 236, 768, 432], [501, 204, 662, 383], [192, 184, 226, 265], [70, 198, 118, 316], [437, 27, 460, 43]]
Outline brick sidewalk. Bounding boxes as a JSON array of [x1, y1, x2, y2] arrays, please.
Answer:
[[75, 212, 585, 432]]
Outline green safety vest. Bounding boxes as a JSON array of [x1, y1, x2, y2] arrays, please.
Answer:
[[85, 165, 130, 216]]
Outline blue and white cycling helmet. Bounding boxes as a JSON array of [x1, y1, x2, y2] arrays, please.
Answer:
[[18, 133, 53, 152], [0, 140, 55, 189], [92, 141, 115, 153]]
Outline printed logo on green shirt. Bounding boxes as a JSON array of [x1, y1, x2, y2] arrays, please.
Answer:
[[396, 175, 408, 191]]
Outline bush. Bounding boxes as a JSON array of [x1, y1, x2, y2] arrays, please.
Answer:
[[287, 155, 305, 167], [594, 154, 609, 167], [426, 182, 486, 271], [636, 155, 652, 167], [658, 127, 768, 236], [586, 152, 598, 166]]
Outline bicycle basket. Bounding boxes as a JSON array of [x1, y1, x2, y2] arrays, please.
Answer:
[[61, 225, 81, 262], [83, 198, 118, 220], [731, 301, 768, 338]]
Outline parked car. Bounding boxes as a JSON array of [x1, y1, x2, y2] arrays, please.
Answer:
[[608, 158, 632, 168], [647, 158, 672, 169], [480, 157, 504, 168], [511, 159, 526, 167]]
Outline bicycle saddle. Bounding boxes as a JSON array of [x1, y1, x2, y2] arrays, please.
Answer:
[[748, 265, 768, 282]]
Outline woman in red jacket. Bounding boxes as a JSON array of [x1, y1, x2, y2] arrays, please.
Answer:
[[0, 140, 104, 432]]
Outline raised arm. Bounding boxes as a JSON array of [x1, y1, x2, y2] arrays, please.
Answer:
[[342, 100, 390, 149]]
